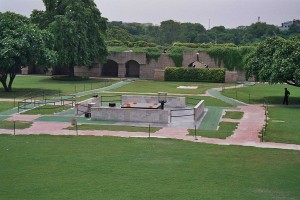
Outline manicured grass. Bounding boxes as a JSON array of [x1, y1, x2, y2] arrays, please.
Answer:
[[222, 83, 300, 105], [112, 80, 232, 95], [0, 121, 32, 129], [189, 122, 238, 139], [223, 111, 244, 119], [266, 106, 300, 144], [21, 105, 72, 115], [0, 76, 116, 99], [1, 135, 299, 200], [0, 102, 16, 112], [67, 124, 160, 133], [186, 96, 234, 107]]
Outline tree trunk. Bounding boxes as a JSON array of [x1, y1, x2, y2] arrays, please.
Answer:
[[0, 73, 9, 92], [68, 65, 75, 77], [7, 73, 16, 92]]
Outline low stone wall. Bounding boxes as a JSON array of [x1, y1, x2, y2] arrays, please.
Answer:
[[91, 107, 170, 123], [121, 95, 186, 108], [194, 100, 205, 121]]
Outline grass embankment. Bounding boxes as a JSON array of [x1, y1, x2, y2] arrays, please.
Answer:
[[1, 135, 299, 200], [266, 106, 300, 144], [112, 80, 232, 95], [222, 83, 300, 105], [0, 76, 116, 99], [67, 124, 160, 133], [189, 122, 238, 139], [223, 111, 244, 119], [0, 102, 16, 112], [21, 105, 72, 115], [0, 121, 32, 129]]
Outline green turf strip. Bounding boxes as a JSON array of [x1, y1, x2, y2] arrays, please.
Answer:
[[0, 135, 299, 200]]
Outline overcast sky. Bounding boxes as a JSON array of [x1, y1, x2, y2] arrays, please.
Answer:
[[0, 0, 299, 28]]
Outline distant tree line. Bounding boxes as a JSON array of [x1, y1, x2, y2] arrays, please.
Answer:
[[107, 19, 300, 45]]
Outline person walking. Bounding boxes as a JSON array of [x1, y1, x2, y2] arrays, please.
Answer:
[[282, 88, 290, 105]]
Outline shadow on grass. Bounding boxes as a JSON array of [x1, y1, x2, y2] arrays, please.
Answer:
[[0, 88, 61, 99]]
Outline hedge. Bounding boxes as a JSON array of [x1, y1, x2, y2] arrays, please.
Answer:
[[164, 67, 225, 83]]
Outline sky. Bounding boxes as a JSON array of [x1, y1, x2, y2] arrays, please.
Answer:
[[0, 0, 299, 29]]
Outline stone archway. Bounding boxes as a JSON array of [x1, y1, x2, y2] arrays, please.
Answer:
[[126, 60, 140, 77], [102, 60, 119, 77]]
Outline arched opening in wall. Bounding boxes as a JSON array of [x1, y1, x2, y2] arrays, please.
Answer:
[[102, 60, 118, 77], [188, 61, 208, 68], [126, 60, 140, 77]]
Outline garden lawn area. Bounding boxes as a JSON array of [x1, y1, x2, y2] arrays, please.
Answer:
[[186, 96, 234, 107], [0, 121, 32, 129], [21, 105, 72, 115], [1, 135, 299, 200], [266, 106, 300, 144], [223, 111, 244, 119], [112, 80, 232, 95], [0, 76, 116, 99], [0, 102, 15, 112], [189, 122, 238, 139], [221, 83, 300, 105], [66, 124, 160, 133]]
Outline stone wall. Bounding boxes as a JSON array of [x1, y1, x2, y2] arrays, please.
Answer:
[[194, 100, 205, 121], [73, 51, 249, 81], [91, 107, 170, 123], [182, 51, 224, 68]]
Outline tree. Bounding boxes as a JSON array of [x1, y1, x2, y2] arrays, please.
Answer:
[[245, 36, 300, 86], [107, 26, 132, 41], [32, 0, 108, 76], [160, 20, 181, 45], [0, 12, 56, 92]]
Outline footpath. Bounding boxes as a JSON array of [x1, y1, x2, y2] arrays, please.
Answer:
[[0, 81, 299, 151]]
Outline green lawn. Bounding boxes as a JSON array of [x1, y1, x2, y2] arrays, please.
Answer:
[[67, 124, 160, 133], [186, 96, 234, 107], [112, 80, 232, 94], [222, 83, 300, 105], [223, 111, 244, 119], [21, 105, 72, 115], [0, 75, 116, 99], [266, 106, 300, 144], [0, 135, 299, 200], [0, 121, 32, 129], [189, 122, 238, 139], [0, 102, 16, 112]]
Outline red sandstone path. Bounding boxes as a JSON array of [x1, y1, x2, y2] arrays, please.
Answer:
[[1, 85, 300, 151]]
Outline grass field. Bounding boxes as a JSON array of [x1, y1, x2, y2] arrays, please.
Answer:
[[266, 106, 300, 144], [0, 76, 116, 99], [0, 121, 32, 129], [189, 122, 238, 139], [222, 83, 300, 105], [223, 111, 244, 119], [0, 102, 16, 112], [112, 80, 232, 94], [66, 124, 161, 133], [21, 105, 72, 115], [0, 135, 299, 200]]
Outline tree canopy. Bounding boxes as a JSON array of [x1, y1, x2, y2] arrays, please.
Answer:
[[0, 12, 56, 92], [31, 0, 108, 76], [245, 36, 300, 86]]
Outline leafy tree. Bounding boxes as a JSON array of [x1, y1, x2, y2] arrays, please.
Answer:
[[0, 12, 56, 92], [107, 26, 132, 41], [32, 0, 108, 76], [245, 36, 300, 86], [160, 20, 181, 45]]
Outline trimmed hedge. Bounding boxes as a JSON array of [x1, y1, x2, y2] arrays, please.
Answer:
[[165, 67, 225, 83]]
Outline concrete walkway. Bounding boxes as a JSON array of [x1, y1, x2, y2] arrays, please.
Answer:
[[1, 82, 300, 151]]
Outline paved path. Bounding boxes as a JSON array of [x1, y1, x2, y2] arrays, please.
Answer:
[[1, 82, 300, 151]]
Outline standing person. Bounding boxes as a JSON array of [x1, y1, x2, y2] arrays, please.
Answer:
[[283, 88, 290, 105]]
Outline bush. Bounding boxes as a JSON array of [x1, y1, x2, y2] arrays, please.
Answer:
[[165, 67, 225, 83]]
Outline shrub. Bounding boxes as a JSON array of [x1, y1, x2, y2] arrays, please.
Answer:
[[165, 67, 225, 83]]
